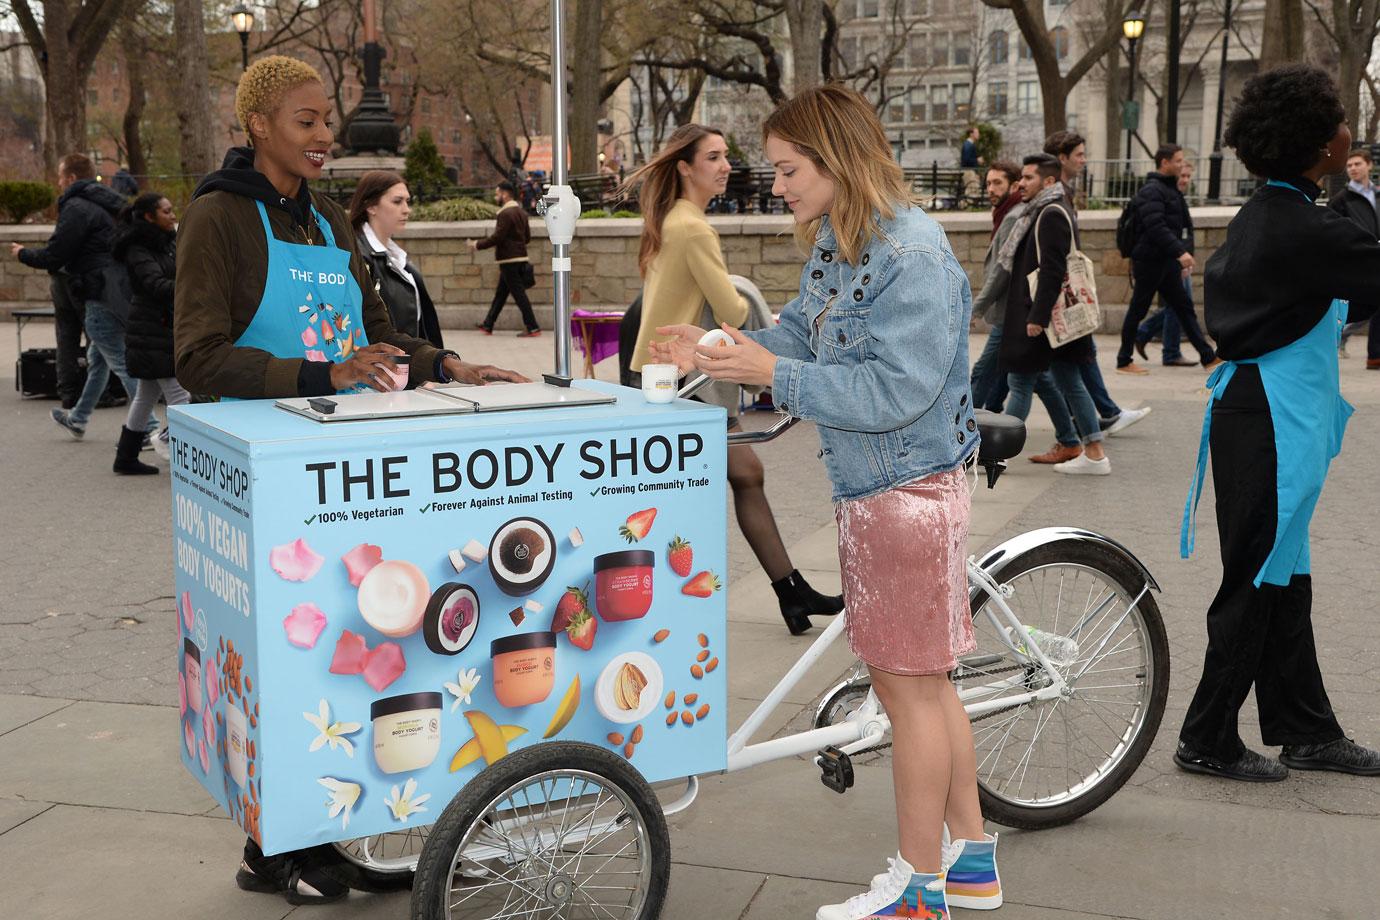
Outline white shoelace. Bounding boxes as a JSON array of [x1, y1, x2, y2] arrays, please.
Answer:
[[846, 856, 944, 915]]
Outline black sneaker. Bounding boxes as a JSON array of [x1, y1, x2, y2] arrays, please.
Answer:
[[1280, 738, 1380, 776], [51, 408, 85, 440], [1173, 742, 1288, 782], [235, 839, 348, 905]]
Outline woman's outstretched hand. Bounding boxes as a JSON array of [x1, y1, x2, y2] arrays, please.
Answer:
[[648, 324, 705, 374], [690, 324, 776, 388]]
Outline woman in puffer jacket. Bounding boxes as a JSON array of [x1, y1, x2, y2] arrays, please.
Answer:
[[114, 192, 188, 474]]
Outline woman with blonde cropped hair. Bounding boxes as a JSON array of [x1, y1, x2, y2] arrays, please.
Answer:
[[652, 85, 1000, 920]]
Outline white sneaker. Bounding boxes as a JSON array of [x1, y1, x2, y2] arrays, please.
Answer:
[[1053, 454, 1111, 475], [151, 426, 171, 460], [816, 853, 948, 920], [1106, 405, 1152, 436]]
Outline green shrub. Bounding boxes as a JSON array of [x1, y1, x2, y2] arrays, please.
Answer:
[[410, 197, 499, 221], [0, 181, 55, 222], [404, 129, 449, 190], [580, 208, 612, 219], [610, 210, 641, 219]]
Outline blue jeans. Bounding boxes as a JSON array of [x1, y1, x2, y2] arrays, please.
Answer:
[[1005, 368, 1086, 447], [1136, 276, 1191, 361], [969, 326, 1009, 412], [1078, 338, 1121, 420], [69, 302, 154, 431]]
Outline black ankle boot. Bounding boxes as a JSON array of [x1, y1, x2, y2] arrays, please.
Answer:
[[114, 426, 159, 475], [771, 569, 844, 636]]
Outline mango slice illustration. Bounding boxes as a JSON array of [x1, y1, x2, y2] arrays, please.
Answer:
[[542, 676, 582, 739], [449, 714, 526, 771]]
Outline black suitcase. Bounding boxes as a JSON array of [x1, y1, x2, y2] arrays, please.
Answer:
[[17, 347, 58, 397]]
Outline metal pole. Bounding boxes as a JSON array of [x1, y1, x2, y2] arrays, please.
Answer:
[[549, 0, 572, 377], [1166, 0, 1180, 142], [1125, 39, 1138, 175], [1207, 0, 1232, 202]]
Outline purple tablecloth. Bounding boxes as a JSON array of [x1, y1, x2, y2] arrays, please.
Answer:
[[570, 310, 625, 366]]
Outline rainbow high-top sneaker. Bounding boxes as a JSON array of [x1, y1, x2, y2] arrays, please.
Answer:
[[944, 833, 1002, 909], [816, 853, 948, 919]]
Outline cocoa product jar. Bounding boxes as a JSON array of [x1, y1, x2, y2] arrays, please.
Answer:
[[594, 551, 655, 621], [490, 632, 557, 707]]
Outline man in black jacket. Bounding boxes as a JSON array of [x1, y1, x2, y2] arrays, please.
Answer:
[[12, 154, 145, 439], [1116, 144, 1219, 373], [1328, 148, 1379, 367], [470, 180, 539, 336]]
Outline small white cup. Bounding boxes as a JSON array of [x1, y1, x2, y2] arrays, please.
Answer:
[[698, 328, 735, 349], [641, 363, 679, 404]]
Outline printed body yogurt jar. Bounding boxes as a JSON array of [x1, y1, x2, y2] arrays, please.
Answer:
[[183, 638, 203, 713], [491, 632, 557, 707], [371, 692, 442, 774], [594, 551, 654, 621], [225, 704, 248, 788]]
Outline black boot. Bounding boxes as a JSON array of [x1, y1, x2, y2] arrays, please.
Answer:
[[771, 569, 844, 636], [114, 426, 159, 475]]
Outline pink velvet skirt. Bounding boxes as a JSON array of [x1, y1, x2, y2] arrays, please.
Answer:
[[835, 467, 974, 676]]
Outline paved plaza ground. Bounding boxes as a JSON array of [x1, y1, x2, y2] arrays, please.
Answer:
[[1, 323, 1377, 919]]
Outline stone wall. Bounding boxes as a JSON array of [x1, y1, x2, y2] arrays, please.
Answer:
[[0, 207, 1240, 332]]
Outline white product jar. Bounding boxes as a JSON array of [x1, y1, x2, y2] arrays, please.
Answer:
[[371, 692, 442, 774]]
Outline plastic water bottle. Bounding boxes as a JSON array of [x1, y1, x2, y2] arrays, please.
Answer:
[[1006, 626, 1079, 667]]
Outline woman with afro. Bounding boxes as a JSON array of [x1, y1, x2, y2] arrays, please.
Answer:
[[1179, 65, 1380, 782]]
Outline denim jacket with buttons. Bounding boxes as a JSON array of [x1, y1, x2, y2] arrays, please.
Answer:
[[747, 205, 977, 501]]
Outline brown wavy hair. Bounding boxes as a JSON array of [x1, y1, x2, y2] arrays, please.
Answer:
[[348, 170, 408, 232], [617, 124, 724, 277], [762, 85, 915, 265]]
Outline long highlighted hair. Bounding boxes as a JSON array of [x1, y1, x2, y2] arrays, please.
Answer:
[[762, 85, 915, 265], [618, 124, 724, 278]]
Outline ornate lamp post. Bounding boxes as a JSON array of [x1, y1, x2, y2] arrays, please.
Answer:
[[1207, 0, 1233, 202], [344, 0, 402, 155], [231, 4, 254, 72], [1122, 11, 1146, 172]]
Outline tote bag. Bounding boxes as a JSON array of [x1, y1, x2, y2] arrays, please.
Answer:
[[1025, 205, 1101, 348]]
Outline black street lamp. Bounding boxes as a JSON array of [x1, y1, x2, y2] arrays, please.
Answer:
[[1122, 11, 1146, 172], [1207, 0, 1233, 202], [231, 4, 254, 72], [343, 0, 402, 155]]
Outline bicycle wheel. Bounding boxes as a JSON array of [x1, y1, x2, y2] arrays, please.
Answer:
[[960, 538, 1168, 829], [308, 826, 431, 892], [411, 741, 669, 920]]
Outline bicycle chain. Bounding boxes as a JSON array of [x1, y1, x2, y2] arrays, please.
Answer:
[[847, 663, 1032, 757]]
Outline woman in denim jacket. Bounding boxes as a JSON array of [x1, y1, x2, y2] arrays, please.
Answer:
[[653, 85, 997, 920]]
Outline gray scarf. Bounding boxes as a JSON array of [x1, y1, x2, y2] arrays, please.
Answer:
[[997, 182, 1066, 273]]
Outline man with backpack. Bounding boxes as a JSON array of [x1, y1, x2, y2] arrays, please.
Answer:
[[1116, 144, 1220, 374], [12, 153, 148, 440]]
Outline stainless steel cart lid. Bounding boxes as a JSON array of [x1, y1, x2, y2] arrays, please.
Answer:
[[274, 389, 472, 422], [429, 381, 616, 412]]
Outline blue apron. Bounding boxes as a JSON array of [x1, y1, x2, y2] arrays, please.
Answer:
[[1181, 181, 1354, 587], [232, 201, 368, 393]]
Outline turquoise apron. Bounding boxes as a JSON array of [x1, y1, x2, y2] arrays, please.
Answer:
[[1181, 181, 1354, 587], [232, 201, 369, 393]]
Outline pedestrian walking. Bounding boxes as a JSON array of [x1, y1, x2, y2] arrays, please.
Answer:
[[1117, 144, 1220, 374], [1134, 163, 1198, 366], [1178, 64, 1380, 782], [13, 154, 154, 441], [622, 123, 844, 636], [112, 192, 186, 475], [968, 160, 1025, 412], [349, 170, 444, 346], [1044, 130, 1150, 434], [470, 180, 539, 336], [652, 84, 1001, 920], [1327, 147, 1380, 367], [1001, 154, 1111, 475], [959, 125, 983, 203]]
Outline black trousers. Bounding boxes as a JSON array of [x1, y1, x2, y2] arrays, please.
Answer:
[[51, 273, 86, 405], [480, 262, 539, 332], [1179, 365, 1344, 759], [1117, 258, 1215, 367]]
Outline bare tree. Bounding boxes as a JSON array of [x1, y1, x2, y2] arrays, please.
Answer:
[[1260, 0, 1306, 69], [174, 0, 217, 175], [785, 0, 823, 92], [571, 0, 604, 173], [980, 0, 1139, 135], [119, 11, 149, 177], [1303, 1, 1380, 139]]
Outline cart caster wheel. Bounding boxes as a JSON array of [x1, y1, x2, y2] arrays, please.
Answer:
[[411, 741, 669, 920], [818, 745, 854, 794]]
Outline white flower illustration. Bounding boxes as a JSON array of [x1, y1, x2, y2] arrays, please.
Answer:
[[318, 777, 361, 830], [443, 667, 482, 711], [384, 777, 431, 822], [304, 698, 362, 757]]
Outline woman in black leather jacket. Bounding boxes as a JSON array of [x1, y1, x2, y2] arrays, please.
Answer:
[[114, 192, 187, 474], [348, 171, 443, 347]]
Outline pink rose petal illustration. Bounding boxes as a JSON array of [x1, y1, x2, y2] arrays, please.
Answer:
[[305, 349, 327, 362], [342, 543, 383, 587], [184, 719, 196, 758], [270, 538, 324, 582], [205, 658, 220, 707], [362, 642, 406, 691], [181, 591, 194, 632], [179, 670, 187, 717], [283, 602, 328, 649], [301, 325, 319, 347], [203, 708, 217, 749], [199, 737, 211, 773], [329, 630, 370, 675]]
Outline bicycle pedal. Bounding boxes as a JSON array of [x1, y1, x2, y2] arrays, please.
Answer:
[[818, 745, 854, 794]]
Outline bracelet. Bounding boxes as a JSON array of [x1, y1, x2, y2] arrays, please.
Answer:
[[435, 350, 459, 383]]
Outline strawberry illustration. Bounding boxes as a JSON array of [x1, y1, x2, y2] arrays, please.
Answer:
[[551, 584, 591, 633], [619, 508, 657, 543], [682, 571, 721, 598], [565, 609, 597, 651], [667, 536, 693, 577]]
